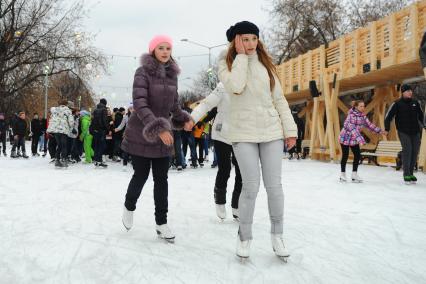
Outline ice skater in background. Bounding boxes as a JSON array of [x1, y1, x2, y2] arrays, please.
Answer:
[[120, 35, 193, 243], [339, 100, 387, 183], [218, 21, 297, 261], [191, 82, 243, 221], [384, 84, 425, 185]]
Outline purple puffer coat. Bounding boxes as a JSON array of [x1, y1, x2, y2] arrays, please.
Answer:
[[121, 54, 190, 158], [339, 108, 382, 146]]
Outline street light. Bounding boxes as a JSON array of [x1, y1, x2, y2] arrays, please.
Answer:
[[180, 39, 227, 68], [43, 57, 50, 119]]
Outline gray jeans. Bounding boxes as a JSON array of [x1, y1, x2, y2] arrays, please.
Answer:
[[398, 132, 421, 176], [232, 140, 284, 241]]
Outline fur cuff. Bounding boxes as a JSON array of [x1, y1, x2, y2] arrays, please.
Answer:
[[143, 117, 171, 143], [172, 111, 192, 130]]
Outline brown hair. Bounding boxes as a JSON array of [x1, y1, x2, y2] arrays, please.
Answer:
[[351, 100, 365, 108], [226, 39, 277, 92]]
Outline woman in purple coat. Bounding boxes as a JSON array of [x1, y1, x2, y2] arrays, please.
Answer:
[[121, 35, 193, 242], [339, 100, 387, 182]]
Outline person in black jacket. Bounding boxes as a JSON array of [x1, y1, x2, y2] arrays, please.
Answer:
[[11, 111, 29, 158], [30, 113, 43, 156], [385, 84, 425, 184], [0, 113, 7, 156], [112, 107, 124, 162], [39, 117, 48, 156], [91, 98, 109, 167], [288, 110, 305, 160]]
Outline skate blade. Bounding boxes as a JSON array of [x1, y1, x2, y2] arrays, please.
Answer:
[[278, 256, 289, 263], [236, 255, 249, 263], [351, 179, 363, 183], [122, 220, 131, 231], [156, 231, 175, 243]]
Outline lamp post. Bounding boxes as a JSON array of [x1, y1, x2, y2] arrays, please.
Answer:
[[180, 39, 227, 68], [43, 55, 49, 119]]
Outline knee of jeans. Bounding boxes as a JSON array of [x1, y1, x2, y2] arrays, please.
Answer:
[[243, 179, 260, 193], [264, 181, 283, 193]]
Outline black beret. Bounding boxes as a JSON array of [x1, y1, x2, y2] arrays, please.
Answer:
[[226, 21, 259, 42]]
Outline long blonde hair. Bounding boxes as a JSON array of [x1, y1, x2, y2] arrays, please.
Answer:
[[226, 39, 277, 92]]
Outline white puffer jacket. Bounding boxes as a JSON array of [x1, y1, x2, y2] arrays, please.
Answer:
[[191, 82, 231, 145], [218, 51, 297, 143], [47, 105, 74, 136]]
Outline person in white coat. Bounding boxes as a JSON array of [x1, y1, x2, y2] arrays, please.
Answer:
[[218, 21, 297, 260], [47, 99, 74, 168], [191, 82, 242, 221]]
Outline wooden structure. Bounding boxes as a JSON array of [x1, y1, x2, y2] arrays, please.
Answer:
[[277, 1, 426, 172]]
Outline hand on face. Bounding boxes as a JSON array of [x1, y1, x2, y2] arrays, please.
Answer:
[[235, 34, 258, 55], [235, 35, 246, 54], [154, 43, 172, 63]]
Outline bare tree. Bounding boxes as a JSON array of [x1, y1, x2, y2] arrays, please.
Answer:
[[0, 0, 107, 115], [266, 0, 346, 64], [265, 0, 413, 64], [346, 0, 412, 28]]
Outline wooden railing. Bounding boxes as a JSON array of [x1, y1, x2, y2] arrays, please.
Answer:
[[277, 0, 426, 96]]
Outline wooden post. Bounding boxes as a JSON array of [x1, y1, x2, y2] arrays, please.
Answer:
[[388, 13, 397, 64], [323, 77, 337, 160], [370, 21, 378, 71], [309, 97, 319, 159], [410, 2, 419, 60]]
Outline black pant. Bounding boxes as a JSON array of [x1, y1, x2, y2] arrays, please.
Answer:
[[31, 134, 41, 154], [92, 131, 106, 162], [173, 130, 183, 167], [12, 136, 26, 153], [214, 140, 242, 209], [48, 136, 56, 158], [341, 144, 361, 172], [42, 134, 48, 154], [0, 134, 6, 153], [124, 155, 170, 225], [398, 132, 421, 176], [113, 135, 122, 157], [69, 137, 81, 161], [195, 137, 204, 164], [54, 133, 68, 160]]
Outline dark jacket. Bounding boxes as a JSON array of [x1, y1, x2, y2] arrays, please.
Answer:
[[12, 117, 27, 137], [91, 103, 109, 132], [385, 98, 424, 135], [292, 113, 305, 139], [40, 118, 47, 133], [30, 118, 43, 136], [113, 112, 124, 139], [0, 119, 7, 137], [121, 54, 191, 158]]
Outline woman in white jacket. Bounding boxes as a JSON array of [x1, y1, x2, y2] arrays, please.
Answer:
[[191, 82, 242, 221], [218, 21, 297, 260]]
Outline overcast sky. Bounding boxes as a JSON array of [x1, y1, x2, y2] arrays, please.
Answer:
[[84, 0, 271, 107]]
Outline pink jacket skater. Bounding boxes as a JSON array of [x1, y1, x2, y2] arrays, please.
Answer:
[[339, 108, 382, 146]]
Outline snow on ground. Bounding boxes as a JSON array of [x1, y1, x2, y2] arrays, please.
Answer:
[[1, 149, 426, 284]]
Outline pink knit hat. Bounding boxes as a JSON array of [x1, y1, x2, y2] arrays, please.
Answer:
[[148, 35, 173, 53]]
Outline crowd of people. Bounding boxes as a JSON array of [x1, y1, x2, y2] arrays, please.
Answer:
[[0, 20, 424, 262], [0, 98, 217, 171]]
